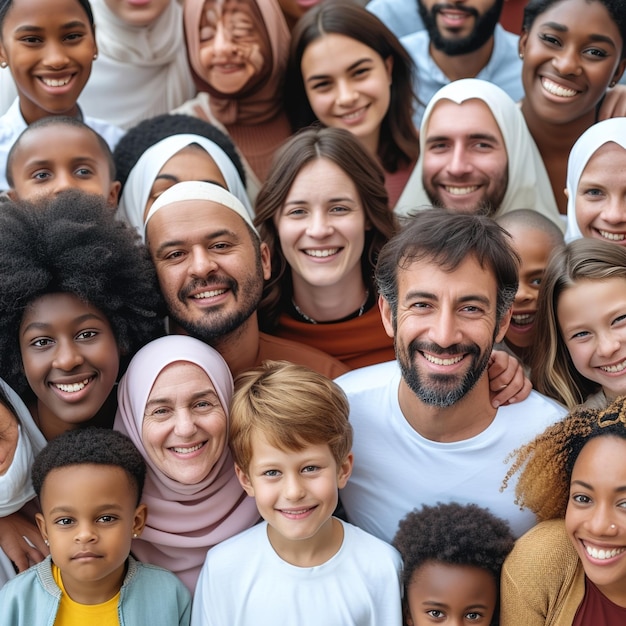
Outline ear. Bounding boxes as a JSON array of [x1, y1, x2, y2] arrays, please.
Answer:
[[612, 58, 626, 86], [379, 294, 395, 339], [260, 241, 272, 281], [35, 513, 49, 546], [336, 452, 353, 490], [235, 463, 255, 497], [518, 30, 528, 59], [384, 55, 393, 85], [6, 189, 17, 201], [495, 307, 512, 343], [108, 180, 121, 207], [132, 504, 148, 537]]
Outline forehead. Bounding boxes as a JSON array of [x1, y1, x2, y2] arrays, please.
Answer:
[[152, 361, 213, 391], [426, 99, 503, 142], [529, 0, 621, 38], [302, 33, 382, 72], [202, 0, 257, 19], [581, 142, 626, 176], [2, 0, 91, 32]]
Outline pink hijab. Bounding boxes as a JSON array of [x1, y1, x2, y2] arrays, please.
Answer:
[[114, 335, 259, 592], [183, 0, 290, 125]]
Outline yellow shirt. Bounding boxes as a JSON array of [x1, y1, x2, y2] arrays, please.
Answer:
[[52, 563, 120, 626]]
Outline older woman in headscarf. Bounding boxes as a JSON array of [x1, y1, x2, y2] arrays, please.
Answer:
[[114, 335, 260, 593]]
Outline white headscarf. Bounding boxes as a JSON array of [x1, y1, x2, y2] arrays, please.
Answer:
[[79, 0, 196, 129], [565, 118, 626, 243], [117, 134, 253, 240], [397, 79, 562, 230]]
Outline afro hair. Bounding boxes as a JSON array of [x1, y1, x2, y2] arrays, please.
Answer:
[[32, 428, 146, 505], [393, 502, 515, 590], [0, 190, 165, 392], [113, 113, 246, 191]]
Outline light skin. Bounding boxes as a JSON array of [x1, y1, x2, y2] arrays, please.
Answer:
[[145, 145, 228, 218], [573, 142, 626, 246], [19, 293, 120, 442], [558, 277, 626, 403], [146, 201, 271, 376], [143, 361, 228, 485], [8, 124, 120, 205], [197, 0, 268, 95], [0, 0, 97, 124], [406, 562, 497, 625], [276, 158, 369, 322], [0, 402, 18, 477], [422, 99, 508, 215], [379, 255, 511, 442], [35, 464, 147, 605], [301, 33, 393, 157], [103, 0, 171, 28], [504, 225, 554, 356], [565, 435, 626, 607], [236, 435, 353, 568]]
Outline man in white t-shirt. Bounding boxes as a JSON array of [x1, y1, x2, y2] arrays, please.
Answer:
[[337, 210, 566, 543]]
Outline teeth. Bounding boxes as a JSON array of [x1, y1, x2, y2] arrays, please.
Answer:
[[42, 77, 71, 87], [542, 77, 577, 98], [171, 443, 204, 454], [281, 508, 312, 515], [600, 359, 626, 374], [586, 544, 626, 560], [423, 353, 464, 366], [512, 313, 535, 326], [445, 185, 478, 195], [193, 289, 226, 299], [55, 378, 90, 393], [341, 107, 366, 121], [599, 230, 626, 241], [304, 249, 339, 258]]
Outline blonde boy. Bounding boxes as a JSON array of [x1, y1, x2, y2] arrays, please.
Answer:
[[191, 361, 403, 626]]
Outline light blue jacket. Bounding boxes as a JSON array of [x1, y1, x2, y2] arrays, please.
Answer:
[[0, 555, 191, 625]]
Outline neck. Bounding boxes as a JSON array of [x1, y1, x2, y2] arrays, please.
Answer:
[[60, 562, 125, 605], [398, 375, 497, 442], [170, 314, 261, 377], [291, 274, 368, 323], [429, 37, 495, 82]]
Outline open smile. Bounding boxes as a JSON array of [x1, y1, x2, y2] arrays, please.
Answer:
[[422, 352, 465, 366], [169, 441, 206, 455], [582, 540, 626, 562], [541, 76, 580, 98], [598, 358, 626, 374], [302, 248, 340, 258], [596, 229, 626, 243], [511, 312, 536, 328], [443, 185, 480, 196]]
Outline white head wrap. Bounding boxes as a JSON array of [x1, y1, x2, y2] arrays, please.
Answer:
[[565, 118, 626, 243], [398, 79, 563, 230], [117, 134, 253, 241]]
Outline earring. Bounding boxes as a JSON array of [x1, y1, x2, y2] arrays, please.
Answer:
[[0, 61, 7, 68], [610, 81, 617, 88], [44, 539, 49, 547], [93, 53, 98, 60], [133, 533, 139, 538], [519, 53, 524, 60]]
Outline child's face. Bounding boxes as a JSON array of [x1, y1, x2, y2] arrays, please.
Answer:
[[0, 0, 96, 124], [565, 436, 626, 606], [557, 277, 626, 403], [143, 361, 228, 485], [9, 125, 120, 205], [35, 464, 147, 604], [104, 0, 171, 28], [505, 225, 554, 352], [19, 293, 120, 439], [235, 434, 353, 556], [406, 562, 497, 625], [575, 142, 626, 246]]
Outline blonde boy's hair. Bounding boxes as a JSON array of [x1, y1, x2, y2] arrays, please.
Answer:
[[230, 361, 353, 474]]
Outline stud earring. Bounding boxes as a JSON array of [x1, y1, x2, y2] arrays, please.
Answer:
[[93, 53, 98, 60], [44, 539, 49, 547], [133, 533, 139, 538], [0, 61, 7, 69], [519, 53, 524, 60], [610, 81, 617, 88]]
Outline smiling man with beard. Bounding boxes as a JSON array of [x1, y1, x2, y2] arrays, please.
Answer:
[[336, 210, 566, 544], [400, 0, 522, 125]]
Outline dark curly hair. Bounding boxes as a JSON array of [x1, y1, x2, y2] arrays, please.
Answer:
[[0, 0, 94, 33], [0, 190, 164, 392], [113, 114, 246, 191], [32, 428, 146, 505]]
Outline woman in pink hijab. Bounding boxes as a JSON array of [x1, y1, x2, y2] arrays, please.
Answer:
[[114, 335, 259, 593], [176, 0, 292, 193]]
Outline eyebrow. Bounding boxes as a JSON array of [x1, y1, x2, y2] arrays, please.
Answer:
[[14, 20, 88, 34], [305, 57, 373, 83], [423, 601, 489, 610], [153, 174, 227, 189], [21, 313, 107, 335], [154, 228, 238, 258], [24, 156, 100, 168], [426, 133, 501, 144], [403, 290, 492, 307], [145, 388, 221, 410], [48, 503, 124, 515], [284, 196, 357, 206], [572, 479, 626, 493], [540, 21, 617, 47]]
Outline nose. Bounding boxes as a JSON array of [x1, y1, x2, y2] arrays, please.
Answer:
[[427, 309, 463, 349], [283, 473, 305, 502], [599, 196, 626, 226], [52, 339, 84, 372], [188, 246, 218, 278], [305, 211, 333, 239], [587, 503, 618, 537], [335, 79, 358, 107], [173, 410, 198, 438], [595, 330, 620, 359], [212, 21, 234, 56], [445, 143, 472, 178], [514, 281, 536, 306], [43, 40, 70, 70], [74, 522, 97, 544], [552, 46, 582, 77], [52, 171, 74, 196]]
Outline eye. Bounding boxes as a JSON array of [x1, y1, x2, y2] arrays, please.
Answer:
[[530, 277, 542, 287], [613, 314, 626, 325], [426, 609, 445, 618], [19, 35, 42, 45], [263, 469, 281, 477], [76, 330, 97, 340], [164, 250, 185, 261], [329, 205, 351, 214], [581, 187, 605, 198], [584, 47, 608, 59], [302, 465, 319, 473], [538, 32, 561, 47], [210, 242, 232, 250], [55, 517, 74, 526], [573, 493, 592, 504], [32, 170, 52, 181], [309, 79, 332, 92], [570, 330, 590, 340], [465, 612, 483, 621], [64, 32, 86, 43], [74, 167, 94, 178], [194, 399, 217, 412], [31, 337, 54, 348], [284, 207, 307, 218], [97, 515, 117, 523]]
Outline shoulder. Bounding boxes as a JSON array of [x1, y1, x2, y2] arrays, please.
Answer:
[[83, 116, 125, 150], [203, 524, 266, 567], [499, 390, 567, 425], [335, 360, 399, 393], [400, 30, 429, 57], [258, 332, 348, 379], [342, 521, 402, 569]]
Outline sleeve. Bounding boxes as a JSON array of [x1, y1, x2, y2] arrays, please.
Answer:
[[191, 557, 215, 626]]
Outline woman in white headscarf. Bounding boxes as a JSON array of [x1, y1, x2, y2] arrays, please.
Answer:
[[78, 0, 196, 129], [565, 118, 626, 245], [397, 78, 562, 230], [117, 133, 253, 241]]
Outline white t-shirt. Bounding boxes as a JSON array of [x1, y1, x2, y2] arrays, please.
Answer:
[[191, 520, 403, 626], [336, 361, 567, 542]]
